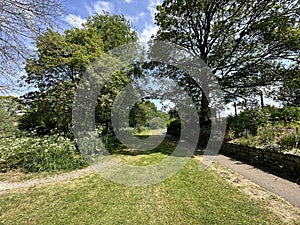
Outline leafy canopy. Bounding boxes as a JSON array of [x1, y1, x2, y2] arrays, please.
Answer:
[[154, 0, 300, 102], [20, 13, 138, 136]]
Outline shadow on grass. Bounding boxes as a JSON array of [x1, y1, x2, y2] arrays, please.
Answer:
[[108, 134, 176, 156]]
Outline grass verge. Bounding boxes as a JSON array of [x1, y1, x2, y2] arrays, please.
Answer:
[[0, 136, 285, 225]]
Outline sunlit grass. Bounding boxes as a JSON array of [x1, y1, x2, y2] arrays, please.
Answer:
[[0, 136, 283, 225]]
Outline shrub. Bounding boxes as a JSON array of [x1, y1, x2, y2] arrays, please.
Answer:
[[227, 108, 270, 138], [149, 117, 166, 129], [278, 128, 300, 150], [167, 119, 181, 137], [0, 135, 87, 173], [133, 126, 150, 134], [0, 107, 18, 138]]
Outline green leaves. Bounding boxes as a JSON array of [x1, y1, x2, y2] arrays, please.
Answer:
[[0, 135, 87, 173], [154, 0, 300, 104], [21, 13, 138, 136], [24, 27, 104, 89]]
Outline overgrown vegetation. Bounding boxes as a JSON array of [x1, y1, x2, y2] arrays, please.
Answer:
[[0, 135, 87, 173], [227, 106, 300, 154]]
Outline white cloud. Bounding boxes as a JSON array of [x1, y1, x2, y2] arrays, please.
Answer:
[[85, 1, 114, 15], [147, 0, 162, 22], [138, 12, 146, 18], [140, 24, 159, 43], [124, 0, 133, 3], [136, 1, 162, 43], [65, 14, 87, 28], [125, 12, 146, 24], [137, 0, 162, 43]]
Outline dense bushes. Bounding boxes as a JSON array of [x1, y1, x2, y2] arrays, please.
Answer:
[[227, 106, 300, 154], [167, 119, 211, 147], [227, 108, 269, 137], [167, 119, 181, 137], [0, 135, 87, 173]]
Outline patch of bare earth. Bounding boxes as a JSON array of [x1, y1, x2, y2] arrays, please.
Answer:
[[208, 161, 300, 224], [0, 167, 93, 194]]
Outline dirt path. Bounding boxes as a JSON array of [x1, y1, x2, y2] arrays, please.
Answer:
[[1, 134, 299, 211], [0, 167, 93, 193], [1, 153, 299, 209]]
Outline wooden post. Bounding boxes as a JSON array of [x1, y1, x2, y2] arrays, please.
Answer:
[[260, 91, 264, 109], [234, 102, 237, 116]]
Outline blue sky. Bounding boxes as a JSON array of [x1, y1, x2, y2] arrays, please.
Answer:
[[61, 0, 169, 111], [62, 0, 162, 43], [56, 0, 279, 115]]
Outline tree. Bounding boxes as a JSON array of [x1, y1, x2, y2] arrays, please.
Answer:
[[19, 82, 75, 136], [129, 100, 157, 127], [129, 100, 169, 129], [20, 13, 138, 136], [24, 27, 104, 90], [154, 0, 300, 119], [0, 96, 24, 137], [0, 0, 63, 92], [274, 66, 300, 106]]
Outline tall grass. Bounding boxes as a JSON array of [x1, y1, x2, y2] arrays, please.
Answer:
[[0, 134, 87, 173]]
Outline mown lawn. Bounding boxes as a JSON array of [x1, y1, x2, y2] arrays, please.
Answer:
[[0, 138, 283, 225]]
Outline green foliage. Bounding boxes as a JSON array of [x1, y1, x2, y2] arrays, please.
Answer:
[[0, 135, 87, 173], [24, 27, 104, 90], [265, 106, 300, 123], [129, 100, 168, 128], [0, 107, 16, 138], [132, 126, 151, 136], [0, 96, 24, 138], [155, 0, 299, 105], [100, 130, 121, 152], [149, 117, 166, 129], [231, 123, 300, 153], [228, 106, 300, 153], [273, 67, 300, 107], [167, 119, 181, 137], [278, 130, 299, 150], [0, 96, 24, 117], [21, 13, 138, 135], [19, 82, 75, 136], [227, 108, 269, 137], [85, 13, 138, 52], [95, 70, 131, 130]]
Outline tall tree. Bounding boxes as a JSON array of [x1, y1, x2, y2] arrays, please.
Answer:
[[129, 100, 160, 128], [154, 0, 300, 118], [274, 66, 300, 106], [21, 13, 138, 135], [0, 0, 63, 92]]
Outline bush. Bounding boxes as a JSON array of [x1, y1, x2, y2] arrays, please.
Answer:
[[278, 128, 300, 150], [0, 135, 87, 173], [167, 119, 181, 137], [227, 108, 269, 138], [0, 107, 18, 138], [149, 117, 166, 129], [132, 126, 151, 135]]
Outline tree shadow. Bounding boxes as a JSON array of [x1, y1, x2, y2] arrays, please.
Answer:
[[108, 134, 176, 156]]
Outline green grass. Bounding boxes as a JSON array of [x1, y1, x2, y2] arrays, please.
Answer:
[[0, 136, 283, 225]]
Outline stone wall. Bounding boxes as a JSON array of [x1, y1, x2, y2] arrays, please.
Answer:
[[220, 143, 300, 183]]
